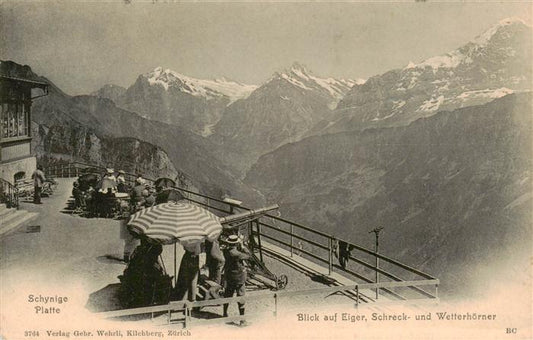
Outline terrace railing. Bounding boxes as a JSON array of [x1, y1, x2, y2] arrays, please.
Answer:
[[163, 184, 439, 302], [44, 161, 439, 307], [0, 177, 19, 209]]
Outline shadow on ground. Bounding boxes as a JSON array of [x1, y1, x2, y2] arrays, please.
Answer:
[[86, 283, 123, 313], [86, 284, 156, 321], [85, 283, 224, 323], [97, 254, 126, 265]]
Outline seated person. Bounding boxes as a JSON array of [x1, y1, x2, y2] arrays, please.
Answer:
[[156, 188, 185, 204], [84, 186, 96, 216], [130, 178, 146, 212], [99, 168, 118, 195], [143, 188, 156, 208], [118, 239, 171, 307], [116, 170, 128, 193]]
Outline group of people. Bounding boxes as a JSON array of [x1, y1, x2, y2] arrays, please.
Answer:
[[174, 234, 250, 322], [120, 232, 251, 325], [72, 168, 161, 218]]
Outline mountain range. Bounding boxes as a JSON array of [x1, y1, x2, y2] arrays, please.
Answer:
[[92, 62, 359, 174], [92, 18, 531, 176], [308, 17, 532, 136], [106, 67, 257, 137]]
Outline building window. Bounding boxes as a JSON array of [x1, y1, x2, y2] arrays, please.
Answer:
[[1, 101, 30, 139]]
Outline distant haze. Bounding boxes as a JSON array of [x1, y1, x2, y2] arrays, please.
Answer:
[[1, 2, 531, 95]]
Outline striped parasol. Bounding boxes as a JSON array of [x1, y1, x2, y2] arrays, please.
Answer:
[[127, 202, 222, 246]]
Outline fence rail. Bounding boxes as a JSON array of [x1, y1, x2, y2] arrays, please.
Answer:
[[97, 279, 439, 327]]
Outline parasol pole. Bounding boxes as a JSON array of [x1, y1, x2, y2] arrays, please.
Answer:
[[174, 243, 177, 286]]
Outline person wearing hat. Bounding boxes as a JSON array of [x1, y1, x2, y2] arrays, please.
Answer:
[[130, 177, 146, 211], [135, 174, 146, 186], [100, 168, 117, 194], [143, 188, 156, 208], [104, 168, 117, 182], [119, 238, 168, 307], [222, 234, 250, 325], [116, 170, 127, 193]]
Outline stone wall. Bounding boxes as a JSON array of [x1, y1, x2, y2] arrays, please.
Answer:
[[1, 155, 36, 183]]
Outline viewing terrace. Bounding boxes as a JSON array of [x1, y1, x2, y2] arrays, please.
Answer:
[[1, 161, 439, 330]]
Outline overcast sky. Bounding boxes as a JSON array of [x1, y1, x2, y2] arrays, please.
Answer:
[[1, 2, 531, 95]]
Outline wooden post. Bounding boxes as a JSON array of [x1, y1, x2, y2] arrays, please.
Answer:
[[174, 244, 177, 287], [184, 305, 188, 329]]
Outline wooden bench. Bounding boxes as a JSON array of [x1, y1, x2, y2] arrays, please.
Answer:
[[15, 179, 34, 200]]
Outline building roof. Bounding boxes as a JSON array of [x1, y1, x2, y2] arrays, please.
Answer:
[[0, 75, 48, 89]]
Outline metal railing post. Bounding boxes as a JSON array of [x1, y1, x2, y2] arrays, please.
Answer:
[[355, 285, 359, 309], [328, 237, 333, 275], [274, 293, 278, 318], [369, 226, 383, 300], [290, 224, 294, 257], [375, 253, 379, 299], [257, 220, 264, 263]]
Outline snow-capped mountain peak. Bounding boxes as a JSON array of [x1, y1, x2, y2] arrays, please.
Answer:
[[405, 17, 530, 71], [288, 62, 312, 80], [473, 17, 530, 47], [145, 67, 257, 103], [275, 62, 360, 101], [322, 17, 531, 135]]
